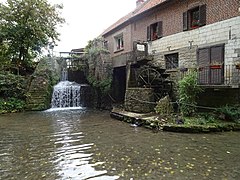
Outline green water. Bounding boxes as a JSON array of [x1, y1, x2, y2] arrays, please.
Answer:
[[0, 109, 239, 179]]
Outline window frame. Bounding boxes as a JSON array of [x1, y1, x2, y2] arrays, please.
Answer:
[[183, 4, 206, 31], [197, 44, 225, 85], [147, 21, 163, 41], [190, 7, 200, 29], [165, 53, 179, 70], [114, 34, 124, 52]]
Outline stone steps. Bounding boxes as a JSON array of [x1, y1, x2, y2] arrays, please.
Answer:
[[26, 57, 60, 111]]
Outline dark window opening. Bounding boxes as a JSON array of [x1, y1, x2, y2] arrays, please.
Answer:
[[165, 53, 179, 69], [147, 21, 162, 41]]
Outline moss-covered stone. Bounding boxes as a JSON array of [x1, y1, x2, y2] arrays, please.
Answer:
[[111, 108, 240, 133], [155, 95, 174, 115], [124, 88, 155, 113], [163, 123, 240, 133], [26, 57, 60, 111]]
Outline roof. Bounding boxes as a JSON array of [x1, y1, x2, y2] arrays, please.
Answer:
[[101, 0, 168, 36]]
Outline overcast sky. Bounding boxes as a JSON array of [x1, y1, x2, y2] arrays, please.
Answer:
[[49, 0, 136, 53], [0, 0, 136, 54]]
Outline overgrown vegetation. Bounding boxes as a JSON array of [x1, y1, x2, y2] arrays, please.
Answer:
[[0, 72, 27, 113], [87, 75, 112, 96], [84, 38, 113, 109], [178, 71, 203, 116], [0, 0, 64, 75], [216, 105, 240, 123], [0, 0, 64, 113]]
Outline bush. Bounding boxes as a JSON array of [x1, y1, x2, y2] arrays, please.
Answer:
[[0, 97, 25, 113], [178, 71, 203, 116], [0, 72, 27, 113], [0, 72, 27, 99], [216, 105, 240, 122]]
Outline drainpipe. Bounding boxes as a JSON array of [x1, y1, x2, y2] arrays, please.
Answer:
[[126, 61, 131, 89]]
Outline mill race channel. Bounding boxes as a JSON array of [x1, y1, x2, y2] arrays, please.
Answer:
[[0, 109, 239, 179]]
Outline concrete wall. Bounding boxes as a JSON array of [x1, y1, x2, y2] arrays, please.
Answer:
[[198, 88, 240, 108]]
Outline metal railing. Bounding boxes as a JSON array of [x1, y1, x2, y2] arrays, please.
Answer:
[[180, 64, 240, 87]]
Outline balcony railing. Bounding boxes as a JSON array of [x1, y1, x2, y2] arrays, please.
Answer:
[[180, 64, 240, 87]]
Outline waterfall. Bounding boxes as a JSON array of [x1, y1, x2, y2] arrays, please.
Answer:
[[51, 81, 82, 108], [61, 68, 68, 81]]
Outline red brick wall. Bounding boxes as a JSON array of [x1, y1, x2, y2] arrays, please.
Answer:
[[104, 0, 239, 57]]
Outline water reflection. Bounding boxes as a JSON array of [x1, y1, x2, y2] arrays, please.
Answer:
[[0, 109, 240, 179], [44, 109, 119, 179], [0, 110, 119, 180]]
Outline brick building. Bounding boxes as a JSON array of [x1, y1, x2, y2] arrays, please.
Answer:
[[101, 0, 240, 106]]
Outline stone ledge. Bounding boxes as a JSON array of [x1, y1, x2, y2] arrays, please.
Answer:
[[110, 108, 240, 133]]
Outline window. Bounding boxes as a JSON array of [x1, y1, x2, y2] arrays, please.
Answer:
[[147, 21, 162, 41], [103, 40, 108, 50], [197, 44, 224, 85], [183, 4, 206, 31], [114, 34, 124, 51], [165, 53, 179, 70]]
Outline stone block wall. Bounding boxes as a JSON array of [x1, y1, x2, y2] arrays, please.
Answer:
[[124, 88, 155, 113], [149, 16, 240, 67], [26, 57, 60, 111], [149, 16, 240, 88]]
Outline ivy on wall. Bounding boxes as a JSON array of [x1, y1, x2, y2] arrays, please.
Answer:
[[84, 38, 113, 109]]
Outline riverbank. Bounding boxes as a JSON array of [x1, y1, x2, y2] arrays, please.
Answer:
[[110, 108, 240, 133]]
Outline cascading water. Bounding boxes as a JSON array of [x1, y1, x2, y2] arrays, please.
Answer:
[[47, 66, 91, 111], [61, 68, 68, 81], [51, 81, 82, 108]]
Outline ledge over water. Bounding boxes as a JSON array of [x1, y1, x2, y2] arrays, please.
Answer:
[[110, 108, 240, 133]]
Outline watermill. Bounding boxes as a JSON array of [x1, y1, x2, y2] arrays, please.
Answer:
[[137, 65, 173, 101]]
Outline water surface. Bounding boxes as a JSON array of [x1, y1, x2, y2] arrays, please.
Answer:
[[0, 109, 239, 179]]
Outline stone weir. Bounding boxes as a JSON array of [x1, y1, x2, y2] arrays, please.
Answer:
[[51, 81, 90, 108]]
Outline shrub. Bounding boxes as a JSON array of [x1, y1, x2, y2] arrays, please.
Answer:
[[0, 97, 25, 113], [0, 72, 26, 99], [216, 105, 240, 122], [0, 72, 27, 113], [178, 71, 203, 116]]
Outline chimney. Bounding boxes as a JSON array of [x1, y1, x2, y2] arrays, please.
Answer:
[[136, 0, 145, 7]]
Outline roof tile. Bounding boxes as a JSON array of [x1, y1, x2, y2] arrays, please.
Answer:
[[101, 0, 167, 36]]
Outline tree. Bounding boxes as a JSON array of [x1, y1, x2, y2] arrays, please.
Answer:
[[0, 0, 65, 73]]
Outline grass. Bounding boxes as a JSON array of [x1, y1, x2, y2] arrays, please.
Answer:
[[163, 112, 240, 133]]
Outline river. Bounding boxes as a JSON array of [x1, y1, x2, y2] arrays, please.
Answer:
[[0, 108, 239, 179]]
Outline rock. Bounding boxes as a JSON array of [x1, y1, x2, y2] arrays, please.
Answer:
[[155, 95, 174, 115]]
